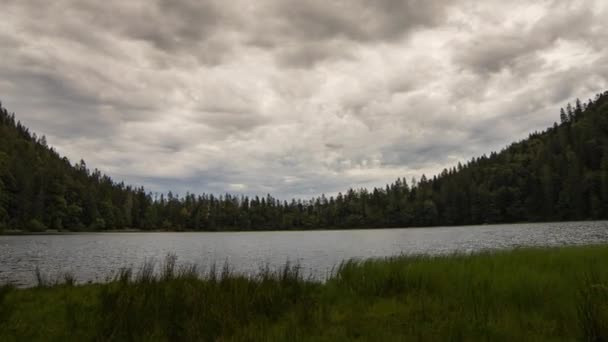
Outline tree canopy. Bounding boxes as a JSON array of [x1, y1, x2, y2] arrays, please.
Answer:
[[1, 91, 608, 232]]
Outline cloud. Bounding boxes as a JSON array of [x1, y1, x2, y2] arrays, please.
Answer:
[[453, 2, 606, 76], [273, 0, 452, 42], [265, 0, 454, 67], [1, 0, 607, 199]]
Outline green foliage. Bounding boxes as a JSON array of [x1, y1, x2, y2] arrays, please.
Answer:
[[2, 246, 608, 340], [0, 152, 9, 228], [578, 273, 608, 341], [94, 260, 315, 341], [0, 284, 14, 334], [26, 219, 46, 232], [1, 92, 608, 231], [90, 218, 106, 231]]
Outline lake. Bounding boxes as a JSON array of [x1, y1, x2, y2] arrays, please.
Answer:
[[2, 221, 608, 287]]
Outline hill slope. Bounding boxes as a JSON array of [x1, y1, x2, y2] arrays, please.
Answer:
[[0, 108, 149, 231], [1, 91, 608, 232]]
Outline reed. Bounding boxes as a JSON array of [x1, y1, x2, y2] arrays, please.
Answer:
[[2, 245, 608, 341]]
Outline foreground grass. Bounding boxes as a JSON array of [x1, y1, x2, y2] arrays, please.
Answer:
[[2, 246, 608, 341]]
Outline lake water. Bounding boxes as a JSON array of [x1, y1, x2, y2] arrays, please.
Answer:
[[2, 221, 608, 287]]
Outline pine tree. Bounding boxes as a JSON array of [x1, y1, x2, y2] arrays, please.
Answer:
[[1, 93, 608, 231], [560, 108, 568, 124], [567, 103, 575, 122], [575, 98, 583, 117]]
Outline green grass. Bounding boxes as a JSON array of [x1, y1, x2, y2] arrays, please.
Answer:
[[2, 245, 608, 341]]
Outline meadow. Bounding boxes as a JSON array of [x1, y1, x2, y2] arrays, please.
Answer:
[[1, 245, 608, 341]]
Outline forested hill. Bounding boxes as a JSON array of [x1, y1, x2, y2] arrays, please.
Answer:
[[1, 92, 608, 232]]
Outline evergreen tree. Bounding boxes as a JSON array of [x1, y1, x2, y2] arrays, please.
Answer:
[[0, 152, 9, 228], [575, 98, 583, 117], [0, 92, 608, 232], [567, 103, 575, 122], [560, 108, 568, 124]]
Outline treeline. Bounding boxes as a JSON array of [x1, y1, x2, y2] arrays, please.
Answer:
[[1, 91, 608, 232]]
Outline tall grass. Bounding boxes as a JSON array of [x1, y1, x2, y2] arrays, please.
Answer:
[[34, 266, 76, 288], [321, 247, 608, 340], [1, 246, 608, 341], [578, 272, 608, 341], [0, 284, 14, 326], [94, 255, 318, 341]]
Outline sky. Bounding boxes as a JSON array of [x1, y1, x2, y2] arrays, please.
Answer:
[[1, 0, 608, 200]]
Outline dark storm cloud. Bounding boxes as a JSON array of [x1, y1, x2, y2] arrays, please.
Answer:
[[1, 0, 608, 198]]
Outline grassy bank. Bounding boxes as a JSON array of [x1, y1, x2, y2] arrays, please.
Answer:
[[1, 246, 608, 341]]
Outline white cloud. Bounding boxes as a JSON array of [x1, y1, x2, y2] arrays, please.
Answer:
[[1, 0, 607, 199]]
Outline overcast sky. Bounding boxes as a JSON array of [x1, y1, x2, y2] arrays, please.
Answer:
[[2, 0, 607, 199]]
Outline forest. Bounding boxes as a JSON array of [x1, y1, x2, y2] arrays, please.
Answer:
[[1, 91, 608, 232]]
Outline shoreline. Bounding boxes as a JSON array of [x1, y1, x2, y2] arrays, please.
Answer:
[[2, 244, 607, 340], [1, 219, 607, 236]]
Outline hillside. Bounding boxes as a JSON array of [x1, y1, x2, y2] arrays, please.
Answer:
[[0, 108, 148, 231], [1, 91, 608, 232]]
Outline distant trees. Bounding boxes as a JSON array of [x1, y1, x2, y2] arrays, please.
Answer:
[[1, 92, 608, 232], [0, 151, 9, 229]]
